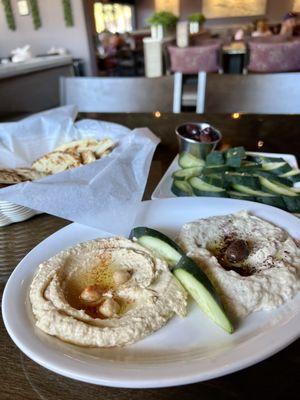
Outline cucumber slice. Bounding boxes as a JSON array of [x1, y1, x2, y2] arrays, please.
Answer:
[[228, 191, 256, 201], [232, 183, 273, 196], [206, 151, 225, 166], [178, 152, 205, 169], [172, 167, 203, 181], [238, 161, 261, 172], [203, 165, 229, 174], [280, 169, 300, 183], [225, 172, 260, 189], [255, 194, 286, 210], [254, 171, 293, 187], [246, 153, 286, 164], [129, 227, 183, 267], [262, 162, 292, 175], [282, 196, 300, 213], [130, 227, 233, 333], [201, 174, 227, 188], [174, 265, 233, 334], [189, 177, 227, 197], [259, 177, 297, 196], [171, 180, 194, 197], [226, 147, 246, 167]]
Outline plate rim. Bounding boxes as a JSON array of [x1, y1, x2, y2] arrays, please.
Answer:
[[2, 197, 300, 388]]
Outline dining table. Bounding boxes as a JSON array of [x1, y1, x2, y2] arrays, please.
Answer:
[[0, 112, 299, 400]]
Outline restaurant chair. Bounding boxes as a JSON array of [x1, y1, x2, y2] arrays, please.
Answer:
[[247, 39, 300, 73], [60, 76, 175, 113], [168, 41, 222, 112], [196, 72, 300, 114]]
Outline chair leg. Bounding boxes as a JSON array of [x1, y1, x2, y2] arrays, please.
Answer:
[[196, 72, 207, 114], [173, 72, 183, 113]]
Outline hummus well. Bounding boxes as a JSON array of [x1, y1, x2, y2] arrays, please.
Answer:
[[29, 237, 187, 347], [178, 211, 300, 318]]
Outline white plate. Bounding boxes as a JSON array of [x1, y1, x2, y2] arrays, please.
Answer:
[[152, 152, 299, 200], [2, 198, 300, 388]]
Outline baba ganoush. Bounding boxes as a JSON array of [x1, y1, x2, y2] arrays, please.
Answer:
[[178, 211, 300, 318], [29, 237, 187, 347]]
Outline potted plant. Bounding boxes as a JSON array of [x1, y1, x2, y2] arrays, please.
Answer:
[[147, 11, 179, 40], [188, 13, 206, 34]]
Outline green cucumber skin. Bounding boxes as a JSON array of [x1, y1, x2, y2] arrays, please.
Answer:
[[203, 165, 229, 174], [206, 151, 225, 166], [228, 191, 256, 201], [246, 154, 286, 164], [193, 189, 228, 197], [262, 163, 293, 175], [224, 173, 261, 190], [201, 174, 228, 189], [254, 171, 293, 187], [282, 196, 300, 213], [255, 195, 287, 210], [129, 227, 184, 255], [171, 180, 194, 197], [175, 255, 216, 297]]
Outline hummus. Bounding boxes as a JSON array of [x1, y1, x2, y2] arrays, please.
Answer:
[[178, 211, 300, 318], [29, 237, 187, 347]]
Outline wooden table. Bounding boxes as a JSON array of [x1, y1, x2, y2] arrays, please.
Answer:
[[0, 113, 299, 399]]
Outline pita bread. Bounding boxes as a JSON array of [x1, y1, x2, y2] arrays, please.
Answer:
[[81, 150, 97, 165], [55, 138, 99, 154], [0, 168, 24, 184], [15, 168, 47, 181], [32, 151, 82, 174], [92, 138, 114, 158]]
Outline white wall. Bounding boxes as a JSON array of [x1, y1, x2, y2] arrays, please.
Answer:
[[0, 0, 93, 75], [136, 0, 295, 29]]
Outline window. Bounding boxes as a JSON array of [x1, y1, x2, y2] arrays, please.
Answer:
[[94, 2, 133, 33]]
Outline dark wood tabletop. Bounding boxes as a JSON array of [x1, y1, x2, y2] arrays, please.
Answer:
[[0, 113, 299, 400]]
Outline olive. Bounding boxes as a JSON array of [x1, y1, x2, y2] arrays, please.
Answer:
[[225, 239, 249, 264]]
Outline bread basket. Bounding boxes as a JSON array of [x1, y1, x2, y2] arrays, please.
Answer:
[[0, 201, 39, 227]]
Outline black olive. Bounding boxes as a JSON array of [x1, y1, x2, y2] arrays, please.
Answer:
[[225, 240, 249, 264]]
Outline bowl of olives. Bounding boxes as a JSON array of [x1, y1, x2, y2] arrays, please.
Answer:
[[175, 122, 222, 159]]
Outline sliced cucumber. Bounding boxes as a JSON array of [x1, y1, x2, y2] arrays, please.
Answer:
[[129, 227, 183, 267], [282, 196, 300, 213], [246, 153, 286, 164], [225, 172, 260, 189], [201, 174, 227, 188], [174, 258, 233, 333], [238, 161, 261, 172], [228, 190, 256, 201], [171, 180, 194, 197], [189, 177, 227, 197], [259, 176, 297, 196], [206, 151, 225, 166], [232, 183, 272, 196], [178, 152, 205, 169], [255, 194, 286, 209], [280, 169, 300, 183], [254, 171, 293, 187], [130, 227, 233, 333], [172, 167, 203, 181], [203, 165, 229, 174], [226, 147, 246, 167], [262, 162, 292, 175]]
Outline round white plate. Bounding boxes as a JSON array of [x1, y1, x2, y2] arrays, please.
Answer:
[[2, 198, 300, 388]]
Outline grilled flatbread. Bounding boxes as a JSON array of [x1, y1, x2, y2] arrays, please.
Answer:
[[55, 138, 99, 154], [81, 150, 97, 165], [0, 168, 24, 184], [92, 138, 114, 158], [15, 168, 47, 181], [32, 151, 82, 174]]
